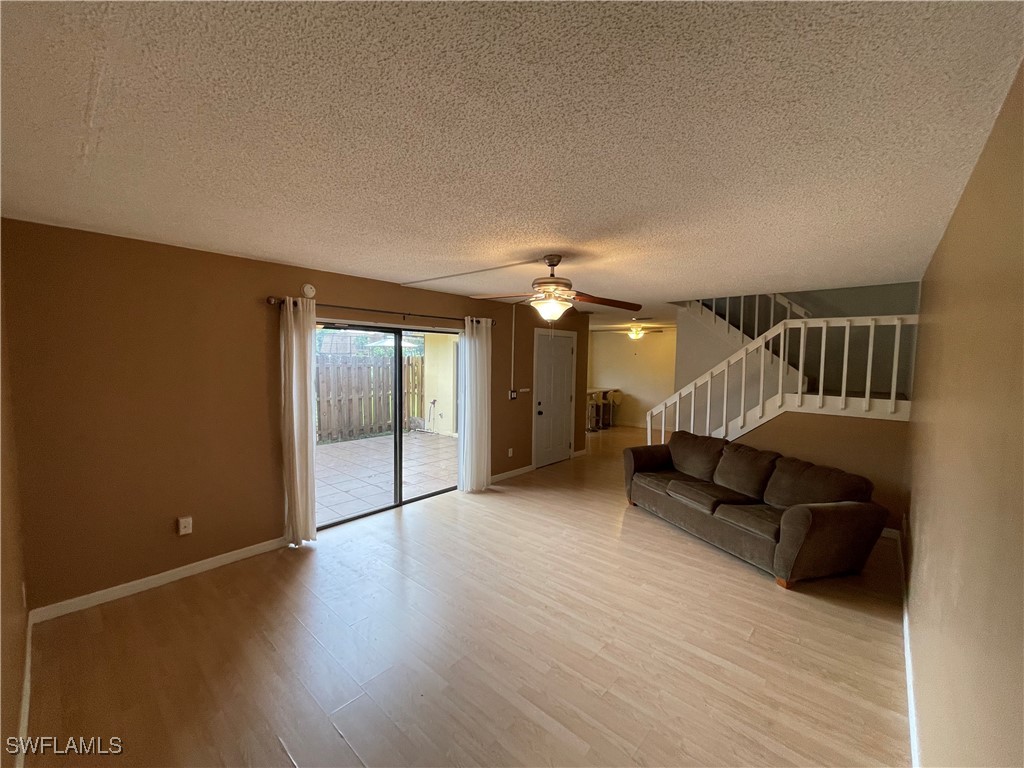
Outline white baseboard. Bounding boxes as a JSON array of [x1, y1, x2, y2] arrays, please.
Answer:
[[572, 448, 588, 458], [904, 601, 920, 767], [890, 528, 920, 768], [17, 536, 287, 765], [490, 464, 535, 483], [28, 537, 287, 625], [15, 621, 32, 768]]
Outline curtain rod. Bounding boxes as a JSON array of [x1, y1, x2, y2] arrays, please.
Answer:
[[265, 296, 495, 325]]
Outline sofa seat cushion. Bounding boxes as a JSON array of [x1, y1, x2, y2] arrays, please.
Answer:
[[666, 480, 757, 513], [667, 430, 730, 482], [764, 457, 874, 508], [713, 443, 781, 499], [714, 503, 785, 541], [633, 470, 701, 495]]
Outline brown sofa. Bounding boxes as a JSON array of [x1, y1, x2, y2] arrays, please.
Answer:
[[624, 430, 888, 587]]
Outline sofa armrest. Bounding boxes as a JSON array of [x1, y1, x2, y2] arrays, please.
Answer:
[[623, 444, 672, 502], [773, 501, 889, 583]]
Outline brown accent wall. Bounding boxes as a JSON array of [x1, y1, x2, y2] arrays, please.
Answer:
[[1, 220, 589, 608], [1, 288, 27, 763], [735, 412, 910, 529], [906, 68, 1023, 767]]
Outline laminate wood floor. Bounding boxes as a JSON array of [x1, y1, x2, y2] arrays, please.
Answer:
[[28, 427, 909, 767]]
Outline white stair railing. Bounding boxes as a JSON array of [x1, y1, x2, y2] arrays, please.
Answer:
[[647, 314, 919, 444], [689, 293, 812, 343]]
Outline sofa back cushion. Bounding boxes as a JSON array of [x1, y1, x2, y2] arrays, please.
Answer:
[[764, 457, 874, 508], [713, 443, 780, 499], [667, 431, 729, 481]]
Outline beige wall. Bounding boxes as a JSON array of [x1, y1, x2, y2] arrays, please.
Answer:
[[422, 333, 458, 437], [906, 68, 1023, 767], [1, 220, 589, 608], [736, 412, 910, 529], [1, 289, 27, 764], [589, 329, 676, 428]]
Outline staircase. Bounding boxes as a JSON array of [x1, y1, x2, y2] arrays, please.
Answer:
[[689, 293, 812, 346], [648, 303, 919, 444]]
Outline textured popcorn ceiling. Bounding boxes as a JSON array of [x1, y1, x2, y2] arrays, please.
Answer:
[[2, 2, 1021, 326]]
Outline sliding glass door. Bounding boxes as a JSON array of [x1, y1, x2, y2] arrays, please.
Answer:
[[313, 324, 458, 529], [402, 331, 459, 500]]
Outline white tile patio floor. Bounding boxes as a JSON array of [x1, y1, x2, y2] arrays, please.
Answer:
[[315, 430, 458, 527]]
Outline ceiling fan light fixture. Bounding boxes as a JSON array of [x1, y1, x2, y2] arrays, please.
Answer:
[[471, 253, 642, 315], [530, 294, 573, 322], [627, 324, 645, 340]]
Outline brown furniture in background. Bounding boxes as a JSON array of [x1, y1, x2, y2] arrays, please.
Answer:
[[587, 387, 621, 430], [624, 430, 889, 586]]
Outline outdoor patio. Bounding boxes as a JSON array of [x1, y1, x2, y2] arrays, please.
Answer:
[[314, 430, 458, 527]]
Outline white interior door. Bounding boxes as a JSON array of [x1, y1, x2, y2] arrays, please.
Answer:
[[533, 330, 575, 468]]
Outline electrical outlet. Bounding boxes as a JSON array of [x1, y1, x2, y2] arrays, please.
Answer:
[[509, 390, 517, 400], [176, 516, 193, 536], [507, 448, 513, 458]]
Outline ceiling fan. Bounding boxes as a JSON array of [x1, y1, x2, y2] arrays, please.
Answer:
[[593, 317, 667, 340], [472, 254, 642, 322]]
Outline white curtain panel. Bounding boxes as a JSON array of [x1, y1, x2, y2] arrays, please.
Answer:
[[280, 296, 317, 545], [458, 317, 492, 492]]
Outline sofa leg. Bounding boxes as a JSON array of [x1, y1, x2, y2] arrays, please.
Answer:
[[775, 577, 793, 589]]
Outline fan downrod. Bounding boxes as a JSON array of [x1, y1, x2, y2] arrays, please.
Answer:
[[542, 254, 563, 274]]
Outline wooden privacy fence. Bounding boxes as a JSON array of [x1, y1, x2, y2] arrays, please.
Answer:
[[315, 354, 425, 443]]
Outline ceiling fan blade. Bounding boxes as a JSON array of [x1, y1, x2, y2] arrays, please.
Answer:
[[471, 293, 534, 300], [573, 292, 642, 312]]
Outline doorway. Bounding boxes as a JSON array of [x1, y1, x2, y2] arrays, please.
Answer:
[[533, 328, 576, 468], [313, 325, 459, 528]]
